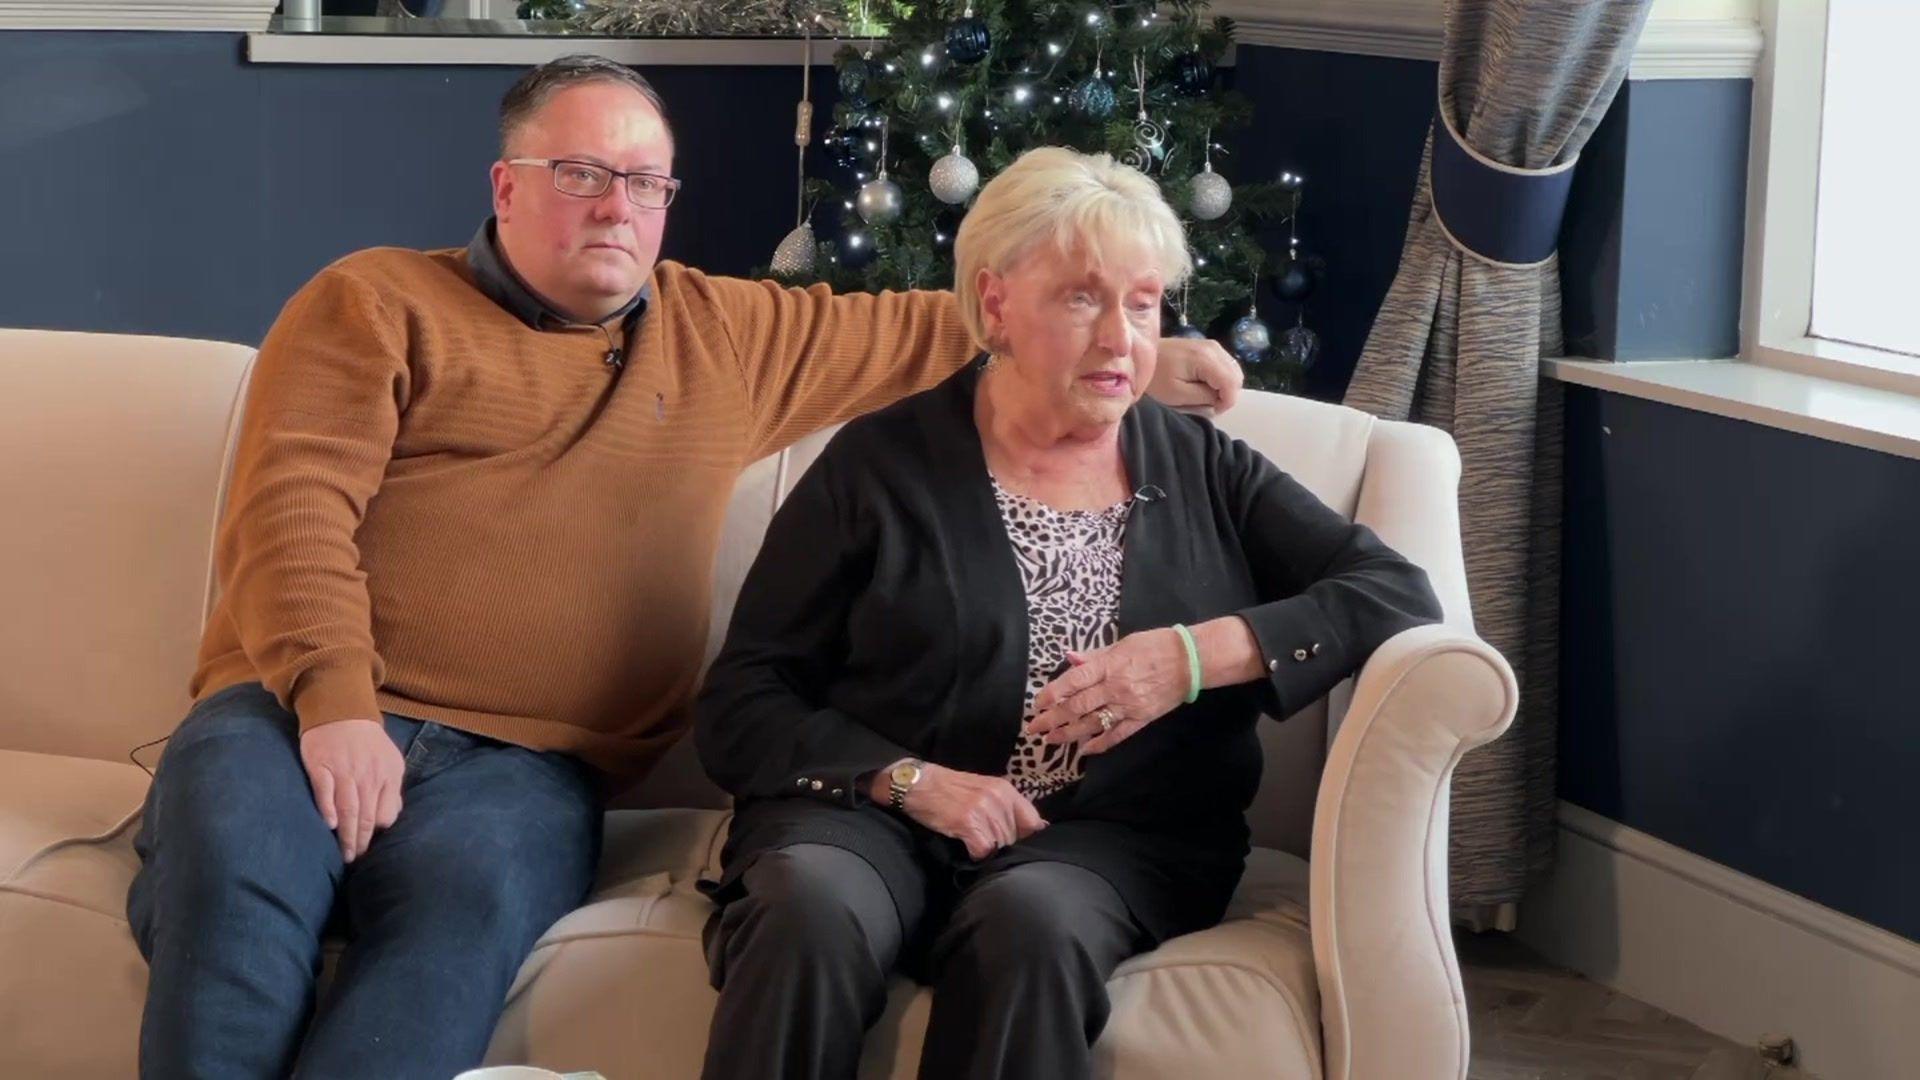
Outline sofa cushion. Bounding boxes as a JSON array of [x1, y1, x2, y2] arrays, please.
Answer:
[[0, 748, 149, 907], [0, 769, 1321, 1080], [487, 811, 1323, 1079], [0, 750, 152, 1078]]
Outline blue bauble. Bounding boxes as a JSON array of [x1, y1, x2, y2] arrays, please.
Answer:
[[945, 16, 991, 65], [837, 57, 873, 109], [1068, 77, 1117, 120], [1275, 324, 1321, 370], [1173, 52, 1214, 96], [1230, 315, 1272, 362], [1273, 250, 1315, 303], [1171, 322, 1209, 340]]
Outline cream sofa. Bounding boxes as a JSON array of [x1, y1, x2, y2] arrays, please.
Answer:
[[0, 327, 1517, 1079]]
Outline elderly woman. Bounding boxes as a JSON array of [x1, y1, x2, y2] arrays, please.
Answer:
[[693, 147, 1441, 1080]]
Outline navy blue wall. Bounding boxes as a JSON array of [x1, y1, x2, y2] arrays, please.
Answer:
[[0, 35, 1441, 402], [0, 32, 816, 344], [1229, 53, 1749, 386], [1560, 387, 1920, 940], [0, 36, 1736, 382], [1561, 79, 1751, 361], [1229, 46, 1436, 401]]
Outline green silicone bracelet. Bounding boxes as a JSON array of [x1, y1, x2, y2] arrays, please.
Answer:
[[1172, 623, 1202, 704]]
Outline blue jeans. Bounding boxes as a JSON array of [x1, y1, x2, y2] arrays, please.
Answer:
[[127, 682, 602, 1080]]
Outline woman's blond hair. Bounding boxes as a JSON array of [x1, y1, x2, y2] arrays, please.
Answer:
[[953, 147, 1191, 353]]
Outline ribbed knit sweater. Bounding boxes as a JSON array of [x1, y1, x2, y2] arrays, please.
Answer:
[[191, 245, 972, 785]]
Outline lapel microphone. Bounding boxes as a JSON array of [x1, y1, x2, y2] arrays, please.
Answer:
[[555, 319, 623, 369]]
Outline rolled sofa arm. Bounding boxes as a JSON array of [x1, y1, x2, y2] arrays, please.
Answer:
[[1308, 624, 1519, 1080]]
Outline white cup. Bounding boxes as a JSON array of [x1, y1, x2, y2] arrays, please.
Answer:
[[452, 1068, 565, 1080]]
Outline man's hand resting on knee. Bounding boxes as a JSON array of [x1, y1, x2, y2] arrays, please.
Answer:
[[300, 719, 404, 863]]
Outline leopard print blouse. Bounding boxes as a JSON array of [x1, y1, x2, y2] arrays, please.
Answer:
[[991, 476, 1135, 801]]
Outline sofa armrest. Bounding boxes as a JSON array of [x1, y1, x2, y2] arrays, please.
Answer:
[[1354, 419, 1473, 631], [1307, 624, 1518, 1080]]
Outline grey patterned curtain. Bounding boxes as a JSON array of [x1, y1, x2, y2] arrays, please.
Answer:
[[1343, 0, 1654, 924]]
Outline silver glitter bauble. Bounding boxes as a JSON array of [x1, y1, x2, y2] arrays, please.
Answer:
[[1274, 323, 1321, 370], [769, 222, 816, 279], [1230, 315, 1272, 362], [856, 176, 904, 224], [1188, 166, 1232, 221], [928, 149, 979, 205]]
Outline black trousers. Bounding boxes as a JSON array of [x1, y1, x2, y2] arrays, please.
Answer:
[[700, 843, 1146, 1080]]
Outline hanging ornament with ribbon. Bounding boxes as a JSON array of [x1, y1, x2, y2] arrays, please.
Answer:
[[856, 115, 904, 224], [946, 2, 991, 65], [1068, 41, 1116, 120], [928, 114, 979, 205], [1120, 52, 1166, 173], [1271, 199, 1320, 371], [1273, 205, 1316, 303], [1171, 279, 1207, 339], [771, 20, 818, 279], [1187, 127, 1232, 221], [1275, 315, 1322, 371], [1230, 271, 1272, 363]]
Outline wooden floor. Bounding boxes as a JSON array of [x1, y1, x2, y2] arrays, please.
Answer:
[[1458, 932, 1816, 1080]]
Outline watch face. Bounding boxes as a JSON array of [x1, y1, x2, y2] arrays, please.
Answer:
[[890, 761, 922, 786]]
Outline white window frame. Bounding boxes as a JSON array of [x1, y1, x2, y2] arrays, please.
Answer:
[[1743, 0, 1920, 397]]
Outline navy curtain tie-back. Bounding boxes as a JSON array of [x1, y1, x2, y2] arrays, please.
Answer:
[[1429, 107, 1579, 268]]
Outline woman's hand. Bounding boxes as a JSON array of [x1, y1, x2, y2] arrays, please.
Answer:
[[1026, 629, 1190, 755], [874, 763, 1048, 860], [1027, 618, 1266, 755]]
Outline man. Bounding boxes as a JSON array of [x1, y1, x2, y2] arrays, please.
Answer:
[[125, 55, 1242, 1079]]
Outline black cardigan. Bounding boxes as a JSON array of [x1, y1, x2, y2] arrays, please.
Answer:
[[695, 360, 1442, 942]]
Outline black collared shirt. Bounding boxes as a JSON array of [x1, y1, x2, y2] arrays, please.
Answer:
[[465, 217, 650, 336]]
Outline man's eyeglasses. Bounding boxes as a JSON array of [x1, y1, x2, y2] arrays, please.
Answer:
[[507, 158, 681, 209]]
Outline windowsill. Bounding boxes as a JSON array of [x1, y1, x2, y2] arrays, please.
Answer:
[[1544, 357, 1920, 462]]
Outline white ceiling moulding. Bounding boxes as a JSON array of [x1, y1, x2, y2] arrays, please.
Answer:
[[1214, 0, 1762, 81], [1628, 17, 1765, 80], [0, 0, 279, 31]]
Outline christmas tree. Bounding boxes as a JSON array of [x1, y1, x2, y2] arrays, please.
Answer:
[[763, 0, 1320, 391]]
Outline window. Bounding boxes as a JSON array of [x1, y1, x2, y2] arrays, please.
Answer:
[[1746, 0, 1920, 394], [1807, 1, 1919, 359]]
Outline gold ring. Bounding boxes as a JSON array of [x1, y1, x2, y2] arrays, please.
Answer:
[[1095, 707, 1117, 733]]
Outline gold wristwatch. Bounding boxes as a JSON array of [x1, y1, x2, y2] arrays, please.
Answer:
[[887, 759, 926, 811]]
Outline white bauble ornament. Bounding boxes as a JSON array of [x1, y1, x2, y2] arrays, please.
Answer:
[[928, 148, 979, 205], [1189, 164, 1232, 221]]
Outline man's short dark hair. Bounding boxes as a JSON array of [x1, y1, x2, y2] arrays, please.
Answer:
[[499, 55, 673, 156]]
